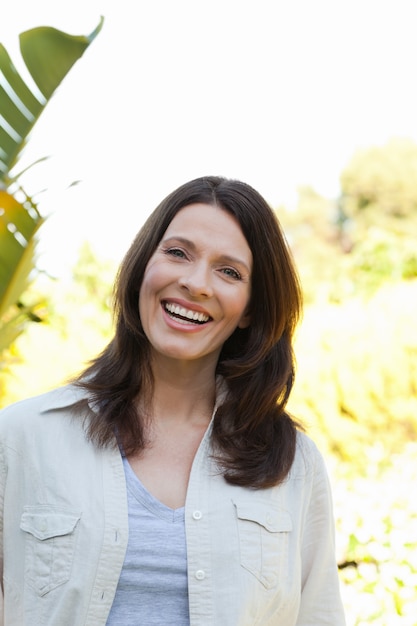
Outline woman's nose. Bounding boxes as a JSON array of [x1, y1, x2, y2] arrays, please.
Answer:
[[178, 263, 214, 298]]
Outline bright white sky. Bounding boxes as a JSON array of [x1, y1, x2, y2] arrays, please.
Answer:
[[2, 0, 417, 277]]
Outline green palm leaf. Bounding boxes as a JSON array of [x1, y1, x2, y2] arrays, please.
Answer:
[[0, 19, 103, 357], [0, 17, 103, 176]]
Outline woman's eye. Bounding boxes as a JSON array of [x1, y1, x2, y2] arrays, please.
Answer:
[[221, 267, 241, 280], [166, 248, 186, 258]]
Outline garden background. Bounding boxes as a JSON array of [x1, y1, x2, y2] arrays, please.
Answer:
[[1, 2, 417, 624]]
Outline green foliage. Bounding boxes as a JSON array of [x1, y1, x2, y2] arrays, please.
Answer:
[[278, 187, 347, 303], [0, 242, 114, 407], [336, 139, 417, 294], [288, 281, 417, 467], [334, 444, 417, 625], [340, 138, 417, 221], [279, 141, 417, 303], [0, 189, 45, 353], [277, 143, 417, 624], [285, 281, 417, 625], [72, 241, 115, 313], [0, 19, 103, 362]]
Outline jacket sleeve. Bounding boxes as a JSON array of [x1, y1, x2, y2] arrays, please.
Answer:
[[296, 443, 346, 626]]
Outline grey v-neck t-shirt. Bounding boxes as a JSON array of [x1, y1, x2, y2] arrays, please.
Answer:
[[106, 456, 190, 625]]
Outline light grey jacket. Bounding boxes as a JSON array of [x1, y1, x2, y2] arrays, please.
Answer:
[[0, 385, 345, 625]]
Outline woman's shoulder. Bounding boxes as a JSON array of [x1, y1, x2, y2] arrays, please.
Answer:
[[290, 430, 328, 478], [0, 384, 88, 430], [295, 429, 320, 454]]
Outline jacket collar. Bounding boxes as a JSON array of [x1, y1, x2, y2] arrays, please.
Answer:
[[39, 384, 91, 413]]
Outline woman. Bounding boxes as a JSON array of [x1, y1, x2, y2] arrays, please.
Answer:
[[0, 176, 345, 625]]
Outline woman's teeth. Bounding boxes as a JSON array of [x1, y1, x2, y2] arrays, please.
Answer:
[[164, 302, 210, 323]]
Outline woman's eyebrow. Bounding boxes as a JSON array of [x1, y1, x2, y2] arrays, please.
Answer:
[[217, 254, 251, 274], [161, 236, 251, 273], [162, 236, 195, 249]]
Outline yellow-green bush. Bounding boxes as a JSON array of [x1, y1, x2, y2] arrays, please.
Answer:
[[287, 279, 417, 624], [332, 443, 417, 625], [288, 280, 417, 468]]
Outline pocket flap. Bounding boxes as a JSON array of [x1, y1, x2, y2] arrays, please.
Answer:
[[233, 500, 292, 533], [20, 508, 80, 541]]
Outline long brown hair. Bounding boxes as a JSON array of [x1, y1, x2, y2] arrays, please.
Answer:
[[74, 176, 303, 488]]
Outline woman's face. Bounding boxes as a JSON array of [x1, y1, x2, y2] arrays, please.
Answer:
[[139, 203, 252, 370]]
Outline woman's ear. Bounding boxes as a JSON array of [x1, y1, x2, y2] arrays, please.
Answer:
[[238, 309, 251, 329]]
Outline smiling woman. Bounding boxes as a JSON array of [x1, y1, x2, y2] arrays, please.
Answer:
[[0, 176, 346, 625]]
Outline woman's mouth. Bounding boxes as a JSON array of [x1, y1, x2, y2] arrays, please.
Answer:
[[163, 301, 211, 324]]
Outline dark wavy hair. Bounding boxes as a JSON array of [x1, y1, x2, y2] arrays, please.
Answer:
[[74, 176, 303, 488]]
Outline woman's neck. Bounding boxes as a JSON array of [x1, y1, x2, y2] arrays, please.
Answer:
[[145, 357, 217, 426]]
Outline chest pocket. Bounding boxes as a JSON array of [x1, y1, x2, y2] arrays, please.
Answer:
[[233, 499, 292, 590], [20, 506, 81, 596]]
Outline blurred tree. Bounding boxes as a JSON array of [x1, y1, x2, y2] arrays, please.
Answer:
[[277, 186, 353, 303], [67, 241, 115, 338], [0, 242, 115, 407], [338, 138, 417, 292], [340, 138, 417, 223], [280, 139, 417, 304]]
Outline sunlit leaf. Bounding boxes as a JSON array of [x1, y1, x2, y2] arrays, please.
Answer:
[[20, 18, 104, 99]]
